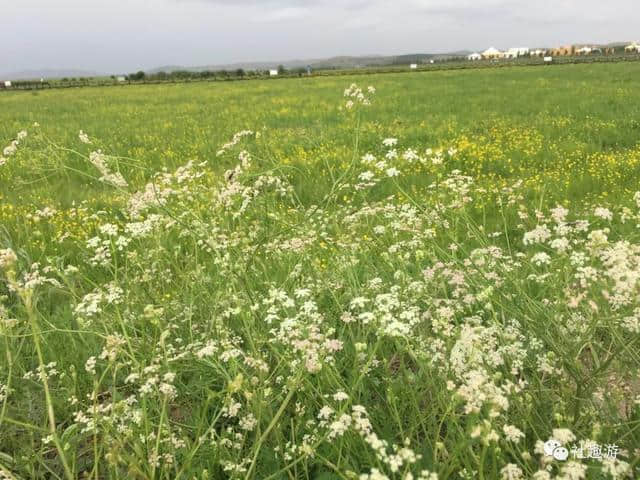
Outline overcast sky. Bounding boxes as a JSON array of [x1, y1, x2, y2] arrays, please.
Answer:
[[3, 0, 638, 74]]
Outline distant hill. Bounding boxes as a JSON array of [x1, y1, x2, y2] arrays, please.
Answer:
[[0, 69, 105, 81], [147, 52, 472, 74], [5, 41, 634, 81]]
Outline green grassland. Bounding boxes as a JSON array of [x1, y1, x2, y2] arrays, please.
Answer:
[[3, 61, 640, 207], [0, 62, 639, 479]]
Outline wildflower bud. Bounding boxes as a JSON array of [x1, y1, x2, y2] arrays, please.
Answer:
[[0, 248, 17, 270], [228, 373, 243, 393], [355, 342, 367, 352]]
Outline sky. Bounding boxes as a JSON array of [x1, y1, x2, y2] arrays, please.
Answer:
[[2, 0, 638, 74]]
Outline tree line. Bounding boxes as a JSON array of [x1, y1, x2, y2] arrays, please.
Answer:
[[124, 64, 306, 82]]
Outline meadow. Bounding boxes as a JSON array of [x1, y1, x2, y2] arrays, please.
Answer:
[[0, 62, 639, 479]]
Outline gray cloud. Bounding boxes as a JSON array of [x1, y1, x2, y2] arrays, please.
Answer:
[[2, 0, 638, 75]]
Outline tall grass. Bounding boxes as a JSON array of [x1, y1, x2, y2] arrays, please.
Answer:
[[0, 66, 639, 479]]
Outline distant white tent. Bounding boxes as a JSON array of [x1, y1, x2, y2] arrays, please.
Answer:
[[505, 47, 529, 58], [625, 43, 640, 53], [482, 47, 504, 59], [269, 70, 278, 76], [467, 53, 482, 61]]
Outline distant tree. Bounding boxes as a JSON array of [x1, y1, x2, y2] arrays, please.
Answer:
[[127, 71, 145, 81], [236, 68, 245, 77], [130, 71, 146, 81], [277, 64, 286, 75]]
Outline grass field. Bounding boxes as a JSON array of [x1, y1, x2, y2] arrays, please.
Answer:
[[1, 62, 640, 479]]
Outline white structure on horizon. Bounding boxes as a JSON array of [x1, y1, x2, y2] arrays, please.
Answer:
[[625, 42, 640, 53], [530, 49, 547, 57], [505, 47, 529, 58], [410, 63, 418, 69], [482, 47, 504, 59], [269, 69, 278, 76], [116, 76, 126, 82], [576, 46, 593, 55], [467, 52, 482, 61], [3, 81, 11, 88]]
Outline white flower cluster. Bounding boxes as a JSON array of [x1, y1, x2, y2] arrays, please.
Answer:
[[217, 150, 293, 219], [216, 129, 256, 156], [0, 248, 17, 269], [344, 83, 375, 110], [74, 282, 124, 324], [128, 160, 205, 218], [0, 129, 27, 166], [89, 150, 128, 188], [78, 129, 92, 144]]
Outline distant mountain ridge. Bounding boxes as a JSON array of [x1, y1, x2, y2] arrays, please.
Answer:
[[3, 41, 635, 80], [147, 52, 473, 74]]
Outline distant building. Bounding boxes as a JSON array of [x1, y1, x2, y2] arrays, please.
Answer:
[[505, 47, 529, 58], [467, 52, 482, 61], [530, 49, 548, 57], [3, 81, 11, 88], [410, 63, 418, 69], [269, 70, 278, 77], [625, 42, 640, 53], [576, 46, 593, 55], [482, 47, 504, 59], [550, 45, 574, 56], [116, 76, 126, 82], [544, 56, 553, 63]]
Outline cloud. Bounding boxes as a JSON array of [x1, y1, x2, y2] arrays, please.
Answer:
[[253, 6, 311, 22], [181, 0, 319, 4], [3, 0, 639, 73], [184, 0, 636, 23]]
